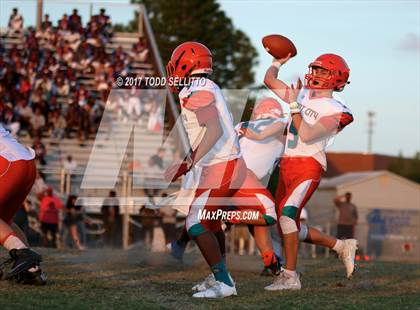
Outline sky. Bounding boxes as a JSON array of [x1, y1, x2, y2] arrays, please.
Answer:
[[1, 0, 419, 157]]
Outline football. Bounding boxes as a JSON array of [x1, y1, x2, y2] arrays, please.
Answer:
[[262, 34, 297, 59]]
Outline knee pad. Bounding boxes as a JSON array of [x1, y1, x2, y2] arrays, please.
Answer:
[[299, 224, 308, 241], [282, 205, 298, 220], [255, 193, 277, 219], [263, 214, 277, 226], [187, 223, 206, 239], [279, 215, 298, 234]]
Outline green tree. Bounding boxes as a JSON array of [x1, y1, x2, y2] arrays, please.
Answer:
[[128, 0, 258, 88], [388, 152, 420, 184]]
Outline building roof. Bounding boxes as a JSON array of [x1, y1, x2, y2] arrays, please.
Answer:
[[319, 170, 419, 189], [325, 152, 400, 177]]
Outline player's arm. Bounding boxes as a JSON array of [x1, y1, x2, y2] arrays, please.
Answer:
[[264, 53, 292, 103], [291, 110, 353, 143], [164, 91, 222, 182], [242, 121, 286, 141], [191, 109, 223, 165], [287, 79, 353, 143]]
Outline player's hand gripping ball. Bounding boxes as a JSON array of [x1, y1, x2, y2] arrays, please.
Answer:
[[262, 34, 297, 59]]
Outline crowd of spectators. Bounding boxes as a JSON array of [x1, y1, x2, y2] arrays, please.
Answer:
[[2, 7, 172, 251], [0, 7, 157, 150]]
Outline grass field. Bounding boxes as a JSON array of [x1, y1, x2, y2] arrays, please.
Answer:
[[0, 247, 419, 309]]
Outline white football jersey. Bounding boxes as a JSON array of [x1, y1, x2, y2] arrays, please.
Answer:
[[284, 88, 353, 170], [178, 78, 240, 167], [235, 117, 287, 179], [0, 124, 35, 161]]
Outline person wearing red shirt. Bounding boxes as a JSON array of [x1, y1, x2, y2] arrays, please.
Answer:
[[39, 187, 63, 248]]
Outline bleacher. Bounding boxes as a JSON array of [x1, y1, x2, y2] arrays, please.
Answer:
[[0, 29, 177, 201]]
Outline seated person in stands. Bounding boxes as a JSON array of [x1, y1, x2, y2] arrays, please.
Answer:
[[8, 8, 23, 36], [131, 37, 149, 62], [68, 9, 82, 32], [41, 14, 52, 32]]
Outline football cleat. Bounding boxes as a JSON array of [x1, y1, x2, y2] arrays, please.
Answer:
[[14, 267, 47, 286], [5, 248, 47, 285], [192, 281, 237, 298], [339, 239, 358, 279], [192, 273, 235, 292], [264, 271, 301, 291]]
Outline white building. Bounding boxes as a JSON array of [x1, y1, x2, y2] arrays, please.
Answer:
[[306, 171, 420, 262]]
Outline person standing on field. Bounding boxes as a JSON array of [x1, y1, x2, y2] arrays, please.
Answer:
[[334, 192, 358, 239]]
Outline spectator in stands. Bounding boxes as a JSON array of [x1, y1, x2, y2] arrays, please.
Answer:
[[48, 57, 60, 76], [63, 195, 85, 250], [8, 8, 24, 36], [334, 192, 358, 239], [65, 103, 79, 138], [101, 190, 120, 248], [34, 73, 53, 95], [131, 37, 149, 62], [63, 155, 78, 175], [67, 28, 82, 52], [29, 107, 46, 137], [149, 147, 166, 170], [58, 13, 70, 33], [142, 96, 153, 120], [41, 14, 52, 32], [78, 103, 92, 143], [76, 85, 89, 107], [127, 88, 142, 122], [16, 99, 33, 133], [68, 9, 82, 32], [50, 110, 66, 141], [53, 76, 70, 97], [147, 103, 163, 133], [18, 76, 32, 98], [25, 27, 39, 51], [32, 137, 47, 165], [95, 73, 109, 92], [39, 187, 63, 248]]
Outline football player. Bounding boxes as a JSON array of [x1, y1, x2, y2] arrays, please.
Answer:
[[169, 98, 290, 291], [0, 125, 46, 285], [257, 53, 358, 291], [165, 42, 279, 298]]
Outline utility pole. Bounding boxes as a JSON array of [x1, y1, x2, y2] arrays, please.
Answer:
[[36, 0, 43, 32], [367, 111, 375, 154]]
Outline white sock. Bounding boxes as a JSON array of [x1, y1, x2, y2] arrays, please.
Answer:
[[284, 268, 297, 278], [333, 239, 345, 253], [3, 234, 27, 251]]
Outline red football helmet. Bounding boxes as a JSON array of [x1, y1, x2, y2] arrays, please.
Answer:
[[166, 42, 212, 91], [305, 54, 350, 91], [251, 98, 283, 120]]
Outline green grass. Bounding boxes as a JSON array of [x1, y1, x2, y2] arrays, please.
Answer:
[[0, 248, 419, 309]]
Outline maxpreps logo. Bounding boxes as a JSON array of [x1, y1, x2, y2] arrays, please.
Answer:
[[197, 209, 259, 222]]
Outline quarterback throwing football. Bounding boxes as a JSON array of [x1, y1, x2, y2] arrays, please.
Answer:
[[259, 53, 358, 290]]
